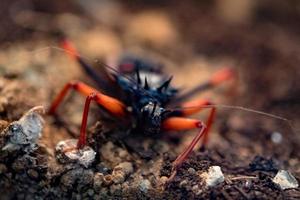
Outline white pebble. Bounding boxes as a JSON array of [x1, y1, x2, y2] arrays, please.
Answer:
[[56, 139, 96, 168], [201, 166, 225, 187], [272, 170, 298, 190], [139, 179, 151, 193], [271, 132, 283, 144], [2, 106, 45, 152]]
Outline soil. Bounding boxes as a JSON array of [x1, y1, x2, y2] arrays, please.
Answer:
[[0, 0, 299, 199]]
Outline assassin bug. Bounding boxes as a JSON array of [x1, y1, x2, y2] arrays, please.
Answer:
[[48, 39, 235, 180]]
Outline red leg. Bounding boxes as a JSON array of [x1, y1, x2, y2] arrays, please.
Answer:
[[162, 117, 207, 180], [210, 68, 235, 86], [48, 81, 126, 117], [174, 68, 235, 103], [48, 81, 126, 148], [178, 99, 216, 148], [78, 93, 96, 149]]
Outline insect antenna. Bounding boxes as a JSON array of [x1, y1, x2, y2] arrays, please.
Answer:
[[169, 104, 298, 133], [17, 45, 161, 100]]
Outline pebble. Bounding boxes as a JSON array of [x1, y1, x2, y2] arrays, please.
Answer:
[[81, 170, 94, 185], [271, 132, 283, 144], [118, 149, 129, 159], [272, 170, 299, 190], [60, 168, 94, 190], [87, 189, 94, 196], [0, 163, 7, 174], [188, 167, 196, 174], [103, 174, 113, 186], [112, 170, 125, 184], [115, 162, 134, 175], [93, 172, 104, 190], [110, 183, 121, 194], [160, 176, 169, 185], [201, 166, 225, 187], [55, 139, 96, 168], [244, 180, 252, 189], [2, 106, 45, 152], [27, 169, 39, 180], [61, 171, 75, 189], [139, 179, 151, 193], [192, 185, 201, 195], [112, 162, 133, 184], [179, 180, 188, 187]]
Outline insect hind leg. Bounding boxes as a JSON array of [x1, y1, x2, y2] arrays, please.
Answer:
[[174, 98, 217, 150], [162, 117, 207, 181]]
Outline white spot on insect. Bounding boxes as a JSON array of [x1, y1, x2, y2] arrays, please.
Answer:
[[140, 72, 163, 88]]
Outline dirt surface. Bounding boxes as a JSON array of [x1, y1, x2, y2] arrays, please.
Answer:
[[0, 0, 299, 199]]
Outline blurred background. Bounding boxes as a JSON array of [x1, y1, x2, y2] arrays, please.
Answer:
[[0, 0, 299, 152]]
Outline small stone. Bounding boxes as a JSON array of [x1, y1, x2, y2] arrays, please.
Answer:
[[188, 167, 196, 174], [179, 180, 188, 187], [80, 169, 94, 185], [103, 174, 113, 186], [244, 180, 252, 189], [192, 185, 201, 195], [112, 170, 125, 184], [272, 170, 299, 190], [271, 132, 283, 144], [115, 162, 134, 175], [0, 164, 7, 174], [110, 183, 121, 194], [1, 106, 45, 152], [118, 149, 129, 159], [87, 189, 94, 196], [27, 169, 39, 180], [160, 176, 168, 185], [122, 182, 130, 191], [139, 179, 151, 193], [201, 166, 225, 187], [61, 171, 76, 189], [55, 139, 96, 168], [112, 162, 133, 184], [93, 172, 104, 190]]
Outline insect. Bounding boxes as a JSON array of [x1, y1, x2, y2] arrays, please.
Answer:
[[48, 39, 235, 181]]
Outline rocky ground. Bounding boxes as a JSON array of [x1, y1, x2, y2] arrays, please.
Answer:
[[0, 0, 299, 199]]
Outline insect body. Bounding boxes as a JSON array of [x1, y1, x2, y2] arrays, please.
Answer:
[[48, 40, 235, 180], [115, 58, 177, 135]]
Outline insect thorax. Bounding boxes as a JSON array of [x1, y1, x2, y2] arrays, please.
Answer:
[[115, 64, 178, 134]]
